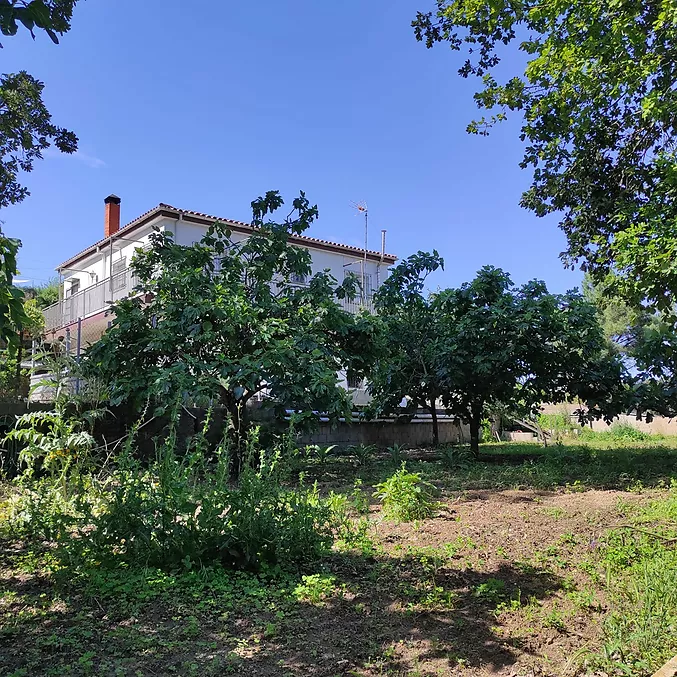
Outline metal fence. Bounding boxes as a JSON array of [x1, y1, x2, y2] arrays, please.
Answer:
[[43, 266, 374, 336], [43, 268, 141, 332]]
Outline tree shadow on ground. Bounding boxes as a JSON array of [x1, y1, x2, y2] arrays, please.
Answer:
[[259, 556, 565, 676], [0, 543, 569, 677], [305, 443, 677, 495]]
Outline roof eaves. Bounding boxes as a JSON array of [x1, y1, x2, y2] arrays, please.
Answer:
[[58, 203, 398, 270]]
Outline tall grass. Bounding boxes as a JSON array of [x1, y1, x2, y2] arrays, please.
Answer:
[[2, 413, 342, 572], [587, 485, 677, 675]]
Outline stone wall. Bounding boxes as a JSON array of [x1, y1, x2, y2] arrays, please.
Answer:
[[298, 419, 469, 448], [541, 403, 677, 436]]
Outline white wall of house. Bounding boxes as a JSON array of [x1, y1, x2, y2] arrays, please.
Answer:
[[60, 220, 161, 295], [54, 214, 391, 400], [61, 215, 388, 301]]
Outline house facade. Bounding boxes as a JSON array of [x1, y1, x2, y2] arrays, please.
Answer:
[[42, 195, 397, 400]]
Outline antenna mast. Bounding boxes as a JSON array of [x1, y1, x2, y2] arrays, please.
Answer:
[[350, 201, 368, 303]]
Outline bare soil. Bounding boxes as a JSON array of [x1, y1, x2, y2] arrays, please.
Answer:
[[0, 488, 651, 676]]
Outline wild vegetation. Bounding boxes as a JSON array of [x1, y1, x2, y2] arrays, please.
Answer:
[[2, 187, 676, 675], [2, 434, 677, 676], [83, 191, 376, 470], [370, 253, 627, 452], [0, 1, 675, 673]]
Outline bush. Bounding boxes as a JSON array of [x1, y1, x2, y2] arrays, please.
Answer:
[[439, 446, 474, 469], [373, 463, 437, 522], [480, 418, 493, 442], [5, 422, 341, 572], [348, 443, 376, 467], [609, 422, 650, 442], [579, 421, 651, 443], [538, 412, 580, 440]]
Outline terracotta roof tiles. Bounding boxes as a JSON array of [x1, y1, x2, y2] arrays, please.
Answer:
[[58, 203, 397, 270]]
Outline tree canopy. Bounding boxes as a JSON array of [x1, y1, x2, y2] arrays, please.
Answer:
[[413, 1, 677, 312], [369, 250, 447, 444], [0, 71, 77, 207], [370, 256, 627, 453], [0, 228, 28, 350], [83, 191, 378, 464], [0, 0, 78, 45], [0, 0, 79, 207]]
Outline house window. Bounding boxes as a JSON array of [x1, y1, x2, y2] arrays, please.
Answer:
[[68, 279, 80, 296], [290, 272, 307, 285], [112, 257, 127, 291], [344, 270, 372, 299], [347, 372, 363, 389]]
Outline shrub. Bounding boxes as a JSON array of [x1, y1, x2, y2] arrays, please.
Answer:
[[538, 412, 579, 440], [373, 463, 437, 522], [439, 446, 474, 469], [386, 443, 405, 465], [305, 443, 337, 466], [609, 422, 650, 442], [579, 421, 651, 443], [480, 418, 493, 442], [349, 443, 376, 467], [6, 418, 342, 572]]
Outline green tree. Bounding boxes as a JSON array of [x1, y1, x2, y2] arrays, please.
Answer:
[[23, 277, 59, 309], [0, 228, 28, 350], [371, 257, 627, 453], [437, 267, 626, 454], [581, 273, 663, 356], [83, 191, 377, 468], [413, 1, 677, 312], [1, 1, 79, 207], [0, 71, 77, 207], [0, 0, 78, 45], [369, 250, 447, 445]]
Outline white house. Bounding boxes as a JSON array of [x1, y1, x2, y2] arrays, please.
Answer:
[[42, 195, 397, 399]]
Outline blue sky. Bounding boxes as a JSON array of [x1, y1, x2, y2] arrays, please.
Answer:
[[3, 0, 581, 294]]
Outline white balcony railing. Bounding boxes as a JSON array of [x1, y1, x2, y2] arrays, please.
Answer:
[[43, 268, 141, 332], [43, 268, 373, 333], [342, 297, 374, 315]]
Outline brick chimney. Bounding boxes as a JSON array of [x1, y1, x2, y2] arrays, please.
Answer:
[[104, 194, 121, 238]]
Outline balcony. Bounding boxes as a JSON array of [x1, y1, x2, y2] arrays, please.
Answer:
[[341, 297, 374, 315], [43, 268, 373, 333], [43, 268, 141, 332]]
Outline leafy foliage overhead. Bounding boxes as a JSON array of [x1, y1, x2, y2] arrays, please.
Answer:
[[0, 71, 77, 207], [0, 0, 78, 45], [413, 1, 677, 311], [84, 191, 378, 447]]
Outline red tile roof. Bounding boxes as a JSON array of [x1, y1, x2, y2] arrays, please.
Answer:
[[58, 203, 397, 270]]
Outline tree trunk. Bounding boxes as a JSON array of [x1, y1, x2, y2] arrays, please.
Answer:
[[220, 388, 246, 478], [469, 405, 482, 457], [429, 399, 439, 447]]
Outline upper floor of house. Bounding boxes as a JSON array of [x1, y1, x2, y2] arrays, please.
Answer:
[[43, 195, 398, 338]]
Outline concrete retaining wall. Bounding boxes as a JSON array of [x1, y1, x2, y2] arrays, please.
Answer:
[[298, 419, 469, 448], [541, 403, 677, 436]]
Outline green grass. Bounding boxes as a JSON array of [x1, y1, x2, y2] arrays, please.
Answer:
[[362, 440, 677, 492], [3, 440, 677, 676], [302, 438, 677, 493], [586, 485, 677, 675]]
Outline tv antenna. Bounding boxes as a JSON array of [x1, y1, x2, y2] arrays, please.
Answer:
[[349, 201, 368, 303]]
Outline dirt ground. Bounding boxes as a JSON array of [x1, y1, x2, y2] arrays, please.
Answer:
[[259, 488, 643, 677], [0, 487, 652, 677]]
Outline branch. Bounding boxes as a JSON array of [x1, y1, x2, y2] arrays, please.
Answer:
[[617, 525, 677, 544]]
